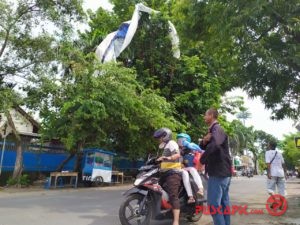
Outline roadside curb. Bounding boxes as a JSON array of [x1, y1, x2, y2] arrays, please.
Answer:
[[0, 183, 133, 196]]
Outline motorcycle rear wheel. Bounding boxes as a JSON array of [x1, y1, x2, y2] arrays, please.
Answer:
[[119, 194, 152, 225]]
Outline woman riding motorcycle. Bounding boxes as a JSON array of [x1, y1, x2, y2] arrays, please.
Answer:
[[154, 128, 182, 225]]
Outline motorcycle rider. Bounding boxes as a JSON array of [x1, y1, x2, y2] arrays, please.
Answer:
[[154, 128, 181, 225], [177, 133, 204, 203]]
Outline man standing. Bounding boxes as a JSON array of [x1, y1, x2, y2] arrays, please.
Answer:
[[265, 141, 287, 197], [200, 108, 232, 225]]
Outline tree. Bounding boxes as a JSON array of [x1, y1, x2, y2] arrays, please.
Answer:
[[248, 129, 277, 174], [0, 0, 84, 87], [255, 130, 278, 174], [227, 118, 277, 174], [25, 57, 181, 169], [220, 96, 246, 116], [83, 1, 224, 140], [142, 0, 299, 120], [0, 88, 24, 181], [167, 0, 300, 120], [170, 0, 240, 92], [197, 0, 300, 120], [228, 120, 247, 156], [0, 0, 84, 182], [281, 132, 300, 170], [236, 110, 252, 126], [255, 130, 278, 151]]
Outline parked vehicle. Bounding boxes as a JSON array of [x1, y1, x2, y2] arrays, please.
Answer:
[[245, 168, 254, 178], [119, 156, 206, 225], [81, 148, 116, 186]]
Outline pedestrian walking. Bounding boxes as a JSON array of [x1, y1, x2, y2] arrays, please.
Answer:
[[265, 141, 287, 197]]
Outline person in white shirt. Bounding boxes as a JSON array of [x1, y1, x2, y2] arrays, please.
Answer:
[[265, 141, 287, 196]]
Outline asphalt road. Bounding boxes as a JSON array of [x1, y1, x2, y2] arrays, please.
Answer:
[[0, 176, 299, 225]]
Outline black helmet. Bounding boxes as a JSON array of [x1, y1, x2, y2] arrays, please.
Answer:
[[153, 128, 172, 142]]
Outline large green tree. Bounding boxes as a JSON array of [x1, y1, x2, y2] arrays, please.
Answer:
[[82, 1, 224, 140], [0, 0, 84, 182], [166, 0, 299, 120], [25, 54, 181, 167], [191, 0, 299, 119], [0, 0, 84, 87]]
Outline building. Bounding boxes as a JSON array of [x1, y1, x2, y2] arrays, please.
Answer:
[[0, 106, 40, 142]]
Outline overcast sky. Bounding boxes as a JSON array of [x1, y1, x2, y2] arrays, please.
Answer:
[[83, 0, 112, 11], [225, 89, 296, 140], [83, 0, 296, 140]]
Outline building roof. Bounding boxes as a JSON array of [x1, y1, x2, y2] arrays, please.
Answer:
[[14, 105, 40, 129], [0, 106, 40, 138]]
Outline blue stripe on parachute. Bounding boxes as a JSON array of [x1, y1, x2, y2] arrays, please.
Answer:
[[101, 22, 129, 63], [115, 23, 129, 39]]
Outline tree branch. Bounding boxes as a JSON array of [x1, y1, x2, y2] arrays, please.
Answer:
[[254, 22, 277, 42], [0, 29, 10, 57], [11, 4, 38, 27], [0, 61, 37, 77], [6, 110, 21, 142], [0, 4, 39, 58]]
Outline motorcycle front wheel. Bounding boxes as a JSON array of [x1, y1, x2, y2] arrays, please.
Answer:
[[119, 194, 152, 225]]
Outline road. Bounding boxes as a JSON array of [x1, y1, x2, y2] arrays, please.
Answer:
[[0, 176, 299, 225]]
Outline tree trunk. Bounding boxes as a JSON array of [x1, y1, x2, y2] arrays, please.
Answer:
[[6, 111, 23, 183], [12, 141, 23, 180], [253, 154, 258, 175], [73, 141, 84, 172], [74, 152, 83, 173], [56, 153, 75, 172]]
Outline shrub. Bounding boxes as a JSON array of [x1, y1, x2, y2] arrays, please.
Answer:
[[7, 174, 30, 187], [7, 177, 18, 186], [19, 174, 30, 186]]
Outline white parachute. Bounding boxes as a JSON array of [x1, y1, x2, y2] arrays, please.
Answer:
[[95, 3, 180, 63]]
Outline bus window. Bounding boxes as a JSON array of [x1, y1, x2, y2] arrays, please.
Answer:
[[103, 155, 113, 168], [86, 152, 94, 165], [94, 152, 104, 166]]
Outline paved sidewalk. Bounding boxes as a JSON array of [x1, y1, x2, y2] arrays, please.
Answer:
[[229, 176, 300, 225], [201, 176, 300, 225], [283, 178, 300, 225]]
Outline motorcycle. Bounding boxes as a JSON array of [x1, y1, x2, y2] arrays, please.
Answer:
[[247, 170, 253, 178], [119, 156, 206, 225]]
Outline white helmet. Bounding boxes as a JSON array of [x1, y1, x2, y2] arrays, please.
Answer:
[[153, 128, 172, 143]]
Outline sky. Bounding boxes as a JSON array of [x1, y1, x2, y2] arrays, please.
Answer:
[[83, 0, 112, 11], [225, 89, 296, 140], [84, 0, 296, 140]]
